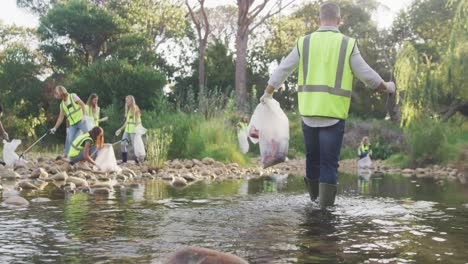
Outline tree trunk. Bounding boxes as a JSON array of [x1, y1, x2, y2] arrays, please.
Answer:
[[198, 42, 207, 101], [235, 29, 249, 112]]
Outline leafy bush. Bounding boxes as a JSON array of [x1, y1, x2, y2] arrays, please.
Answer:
[[386, 153, 411, 168], [288, 112, 304, 158], [186, 117, 247, 165], [146, 127, 173, 168], [405, 117, 458, 166], [70, 59, 166, 111]]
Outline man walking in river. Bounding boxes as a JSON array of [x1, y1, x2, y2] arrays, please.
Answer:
[[261, 2, 396, 209]]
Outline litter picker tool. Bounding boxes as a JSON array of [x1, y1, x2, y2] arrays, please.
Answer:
[[18, 131, 50, 160]]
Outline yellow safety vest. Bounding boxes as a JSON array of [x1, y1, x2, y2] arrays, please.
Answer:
[[360, 144, 370, 153], [85, 105, 100, 126], [238, 122, 247, 136], [297, 31, 356, 119], [61, 93, 83, 126], [125, 107, 141, 134], [68, 132, 94, 158]]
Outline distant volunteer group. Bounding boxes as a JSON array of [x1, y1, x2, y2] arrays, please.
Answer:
[[48, 85, 144, 167]]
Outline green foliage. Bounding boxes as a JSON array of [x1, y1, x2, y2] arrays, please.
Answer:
[[287, 112, 304, 158], [340, 146, 355, 160], [38, 0, 125, 65], [146, 127, 173, 168], [70, 59, 166, 110], [386, 153, 411, 169], [405, 117, 458, 166], [142, 111, 198, 160], [186, 117, 247, 165]]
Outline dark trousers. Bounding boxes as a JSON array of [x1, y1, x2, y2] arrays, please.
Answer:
[[302, 120, 345, 185]]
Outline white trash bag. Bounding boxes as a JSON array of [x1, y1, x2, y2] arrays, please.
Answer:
[[133, 125, 147, 161], [2, 139, 25, 166], [238, 129, 249, 154], [358, 155, 372, 168], [94, 144, 121, 172], [83, 116, 95, 131], [248, 99, 289, 169]]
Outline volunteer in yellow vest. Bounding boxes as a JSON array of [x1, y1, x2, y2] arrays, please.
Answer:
[[50, 86, 87, 157], [85, 93, 108, 129], [358, 136, 372, 159], [115, 95, 141, 164], [261, 2, 396, 208], [236, 115, 249, 137], [68, 126, 104, 166]]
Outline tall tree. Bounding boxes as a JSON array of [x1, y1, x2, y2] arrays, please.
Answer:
[[186, 0, 210, 104], [235, 0, 293, 111]]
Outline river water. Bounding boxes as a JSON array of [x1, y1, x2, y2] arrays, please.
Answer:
[[1, 172, 467, 263]]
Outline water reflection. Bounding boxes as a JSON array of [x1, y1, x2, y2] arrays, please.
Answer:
[[1, 173, 468, 263]]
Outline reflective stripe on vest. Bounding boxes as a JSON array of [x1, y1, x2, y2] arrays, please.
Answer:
[[297, 32, 356, 119], [125, 107, 141, 134], [85, 105, 100, 126], [61, 93, 83, 126], [68, 132, 94, 158]]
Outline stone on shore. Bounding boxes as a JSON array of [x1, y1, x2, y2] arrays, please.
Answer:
[[3, 196, 29, 206]]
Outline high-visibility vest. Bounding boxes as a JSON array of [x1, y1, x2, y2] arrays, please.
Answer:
[[238, 122, 247, 136], [360, 144, 370, 153], [61, 93, 83, 126], [297, 31, 356, 119], [85, 105, 100, 126], [68, 132, 94, 158], [125, 107, 141, 134]]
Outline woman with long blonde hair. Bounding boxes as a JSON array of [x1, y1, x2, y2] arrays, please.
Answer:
[[115, 95, 142, 163], [85, 93, 108, 128], [358, 136, 372, 159]]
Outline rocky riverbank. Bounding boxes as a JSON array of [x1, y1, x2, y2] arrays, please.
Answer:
[[1, 156, 466, 206]]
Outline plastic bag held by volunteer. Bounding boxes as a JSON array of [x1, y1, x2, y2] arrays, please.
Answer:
[[83, 116, 95, 131], [94, 143, 121, 172], [238, 129, 249, 154], [248, 99, 289, 168], [3, 139, 24, 166], [133, 125, 147, 161]]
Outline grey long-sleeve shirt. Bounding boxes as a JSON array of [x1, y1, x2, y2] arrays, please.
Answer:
[[268, 26, 384, 127]]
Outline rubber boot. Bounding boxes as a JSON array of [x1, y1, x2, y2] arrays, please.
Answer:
[[304, 177, 319, 201], [121, 152, 128, 163], [319, 183, 337, 209]]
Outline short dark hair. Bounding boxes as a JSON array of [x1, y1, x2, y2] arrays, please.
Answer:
[[320, 2, 341, 21]]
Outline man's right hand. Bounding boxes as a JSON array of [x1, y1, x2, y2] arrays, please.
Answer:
[[50, 128, 56, 134], [385, 82, 396, 94]]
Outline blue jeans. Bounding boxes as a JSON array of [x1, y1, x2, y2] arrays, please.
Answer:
[[65, 121, 88, 157], [70, 146, 97, 164], [302, 120, 345, 185], [121, 132, 135, 153]]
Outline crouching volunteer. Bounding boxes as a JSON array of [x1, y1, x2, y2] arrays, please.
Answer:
[[358, 136, 372, 159], [50, 86, 87, 157], [68, 126, 104, 166], [262, 2, 396, 209], [115, 95, 141, 164]]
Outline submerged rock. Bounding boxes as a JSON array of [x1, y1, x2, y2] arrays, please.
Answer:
[[17, 180, 39, 190], [171, 177, 187, 188], [164, 247, 248, 264], [1, 169, 21, 180], [92, 188, 111, 195], [3, 196, 29, 207], [31, 197, 52, 203]]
